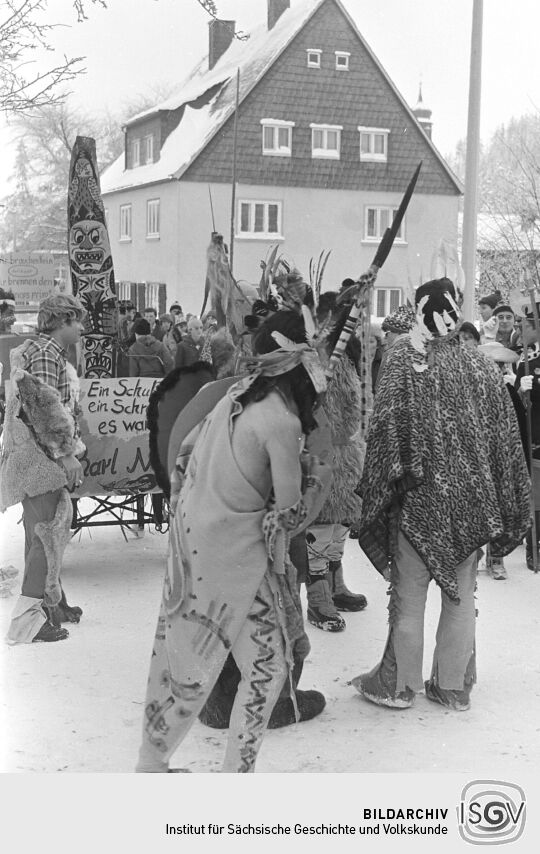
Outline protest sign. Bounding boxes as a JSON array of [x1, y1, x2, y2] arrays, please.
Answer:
[[76, 377, 160, 496], [0, 255, 57, 308]]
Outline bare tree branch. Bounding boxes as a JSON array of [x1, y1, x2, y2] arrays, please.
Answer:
[[194, 0, 250, 40], [0, 0, 105, 113]]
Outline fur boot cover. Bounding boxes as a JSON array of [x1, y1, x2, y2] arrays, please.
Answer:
[[0, 344, 76, 510], [35, 488, 73, 606], [316, 356, 365, 526]]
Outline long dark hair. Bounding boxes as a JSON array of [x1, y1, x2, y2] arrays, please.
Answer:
[[240, 310, 319, 434]]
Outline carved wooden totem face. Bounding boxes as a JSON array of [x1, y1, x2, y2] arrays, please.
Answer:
[[68, 138, 118, 378]]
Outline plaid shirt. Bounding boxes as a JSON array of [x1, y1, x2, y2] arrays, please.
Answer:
[[22, 335, 71, 406]]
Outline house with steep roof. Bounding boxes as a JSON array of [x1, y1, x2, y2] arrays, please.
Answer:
[[100, 0, 462, 317]]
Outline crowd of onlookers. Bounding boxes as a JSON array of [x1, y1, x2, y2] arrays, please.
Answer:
[[117, 300, 218, 378]]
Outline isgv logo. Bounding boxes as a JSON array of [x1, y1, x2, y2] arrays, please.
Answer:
[[458, 780, 526, 845]]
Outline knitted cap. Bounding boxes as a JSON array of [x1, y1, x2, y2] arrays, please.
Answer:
[[478, 292, 501, 310], [382, 304, 416, 333]]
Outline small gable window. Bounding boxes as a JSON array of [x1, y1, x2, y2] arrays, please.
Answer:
[[260, 119, 294, 157], [310, 124, 342, 159], [131, 139, 140, 168], [359, 127, 389, 162], [306, 49, 322, 68], [335, 51, 350, 70], [144, 135, 154, 164]]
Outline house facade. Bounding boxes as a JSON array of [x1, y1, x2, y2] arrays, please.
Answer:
[[101, 0, 462, 317]]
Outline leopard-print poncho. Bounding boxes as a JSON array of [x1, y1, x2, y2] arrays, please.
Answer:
[[357, 333, 531, 602]]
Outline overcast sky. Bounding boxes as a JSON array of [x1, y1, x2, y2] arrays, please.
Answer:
[[1, 0, 539, 196]]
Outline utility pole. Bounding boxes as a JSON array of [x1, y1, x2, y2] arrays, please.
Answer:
[[461, 0, 483, 321]]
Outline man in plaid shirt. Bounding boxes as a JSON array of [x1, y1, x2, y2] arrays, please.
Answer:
[[5, 295, 86, 644]]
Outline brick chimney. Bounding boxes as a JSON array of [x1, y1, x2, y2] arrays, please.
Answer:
[[268, 0, 290, 30], [208, 19, 235, 70]]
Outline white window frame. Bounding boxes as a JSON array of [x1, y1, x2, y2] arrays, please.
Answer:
[[374, 288, 403, 319], [310, 123, 342, 160], [119, 204, 132, 241], [131, 139, 140, 168], [237, 200, 283, 240], [146, 282, 160, 313], [358, 126, 390, 162], [144, 134, 154, 164], [364, 205, 406, 243], [118, 281, 131, 302], [260, 118, 294, 157], [335, 51, 350, 70], [146, 198, 160, 239], [306, 48, 322, 68]]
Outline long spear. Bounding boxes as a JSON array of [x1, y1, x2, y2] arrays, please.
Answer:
[[327, 162, 422, 434]]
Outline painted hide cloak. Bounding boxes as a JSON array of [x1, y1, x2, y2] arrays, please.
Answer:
[[357, 334, 530, 603], [142, 382, 327, 750]]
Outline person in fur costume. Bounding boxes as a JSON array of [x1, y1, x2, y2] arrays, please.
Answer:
[[1, 295, 86, 644], [352, 278, 530, 711], [305, 297, 368, 632]]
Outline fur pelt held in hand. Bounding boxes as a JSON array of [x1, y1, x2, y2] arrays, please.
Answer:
[[0, 344, 76, 510], [16, 372, 76, 459]]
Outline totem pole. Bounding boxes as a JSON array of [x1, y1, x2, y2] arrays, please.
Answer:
[[67, 136, 118, 377]]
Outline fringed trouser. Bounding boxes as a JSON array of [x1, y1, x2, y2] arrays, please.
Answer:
[[375, 531, 477, 694], [136, 575, 288, 773]]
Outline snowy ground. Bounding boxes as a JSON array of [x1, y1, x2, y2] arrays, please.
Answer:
[[1, 501, 540, 774]]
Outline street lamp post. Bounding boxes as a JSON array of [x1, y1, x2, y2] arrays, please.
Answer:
[[461, 0, 484, 321]]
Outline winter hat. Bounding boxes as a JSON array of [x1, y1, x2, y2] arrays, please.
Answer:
[[478, 291, 502, 310], [169, 302, 183, 313], [459, 321, 481, 343], [382, 304, 416, 334], [133, 318, 151, 335], [492, 303, 514, 317], [159, 313, 174, 326]]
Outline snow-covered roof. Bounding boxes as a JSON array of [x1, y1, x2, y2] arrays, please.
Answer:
[[101, 0, 324, 194], [101, 0, 461, 196]]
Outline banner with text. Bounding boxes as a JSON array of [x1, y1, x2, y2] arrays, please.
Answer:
[[76, 377, 160, 496], [0, 254, 58, 308]]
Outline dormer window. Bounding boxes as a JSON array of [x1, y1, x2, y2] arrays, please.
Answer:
[[131, 139, 140, 168], [358, 127, 389, 162], [260, 119, 294, 156], [335, 51, 350, 70], [144, 135, 154, 164], [311, 123, 342, 159], [306, 49, 322, 68]]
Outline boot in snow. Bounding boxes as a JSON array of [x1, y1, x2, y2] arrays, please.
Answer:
[[306, 575, 346, 632], [328, 561, 367, 611]]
